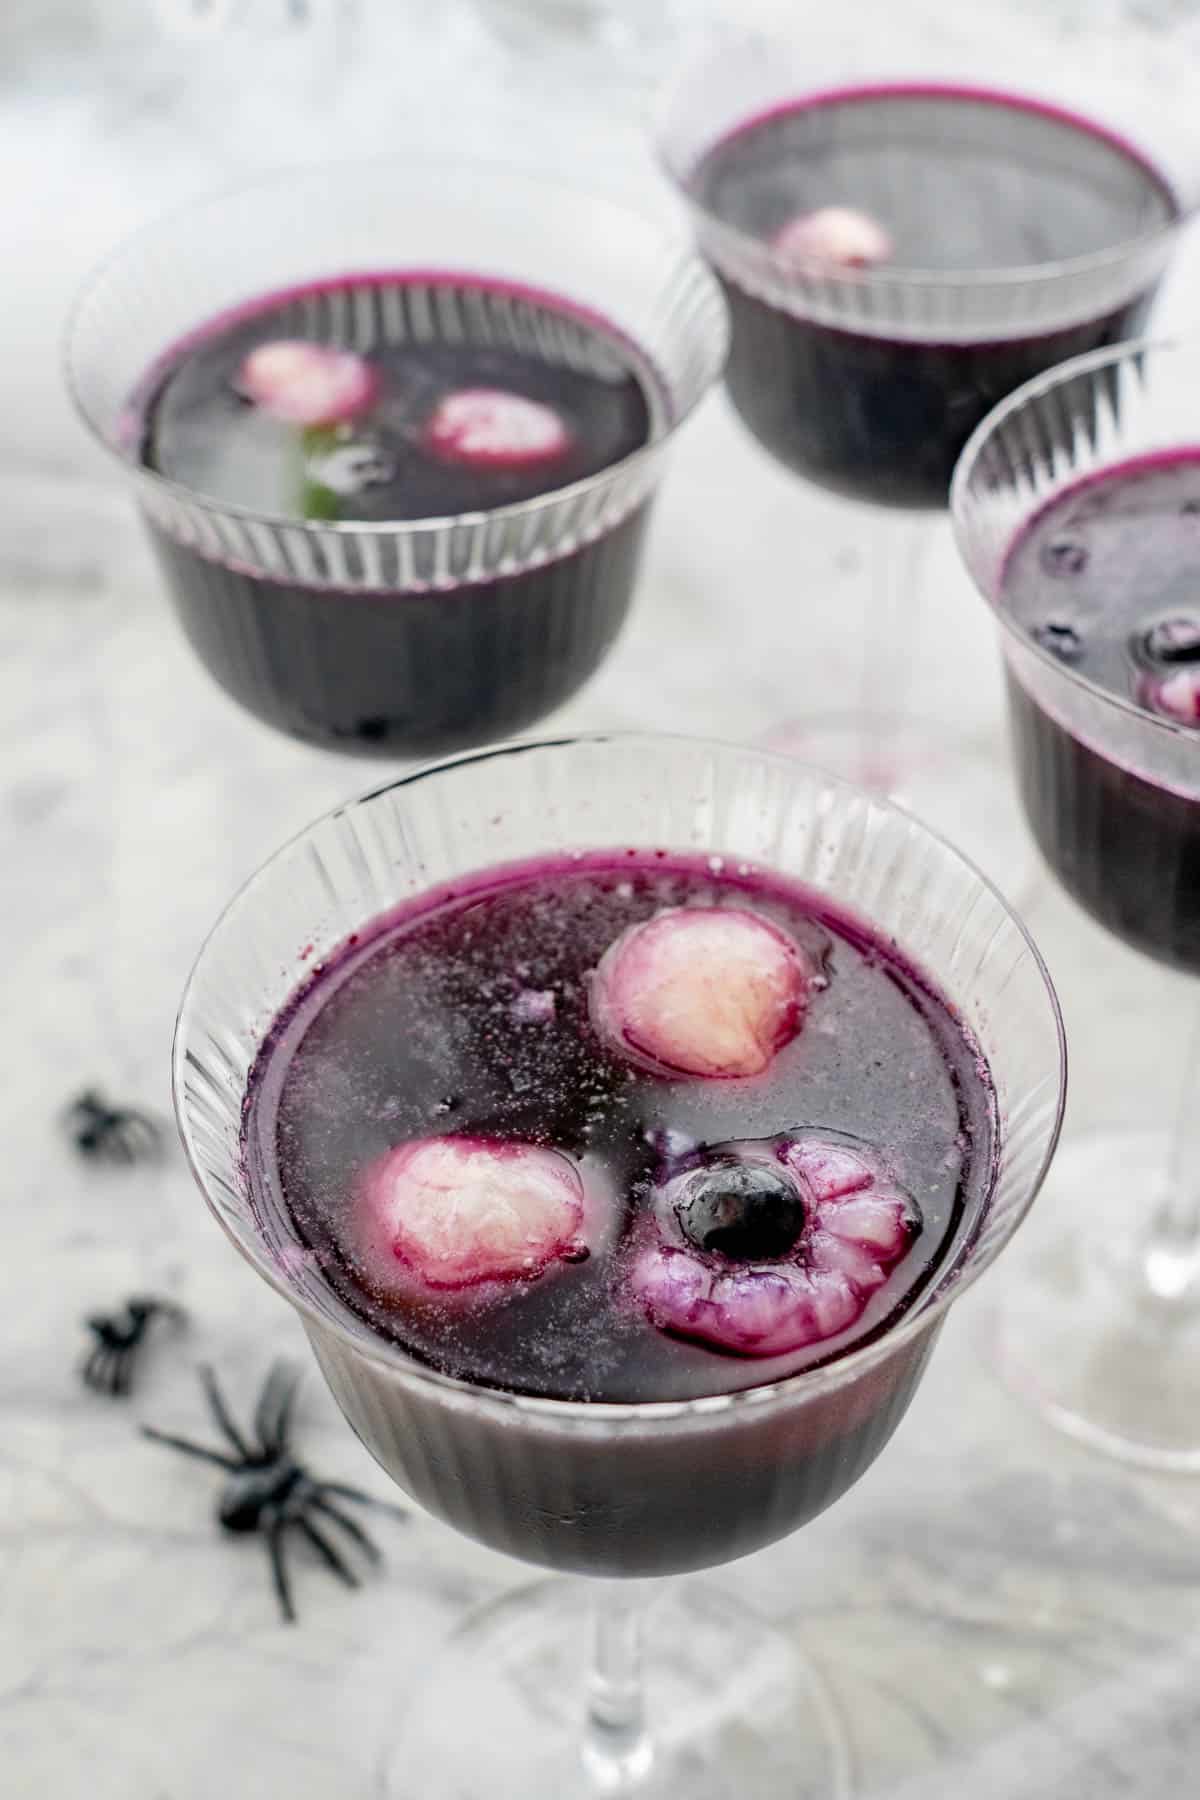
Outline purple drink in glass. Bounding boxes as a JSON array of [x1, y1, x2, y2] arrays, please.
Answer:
[[953, 336, 1200, 1469], [688, 84, 1176, 510], [998, 451, 1200, 971], [242, 848, 997, 1574], [135, 274, 658, 753], [174, 734, 1063, 1795], [66, 160, 727, 757]]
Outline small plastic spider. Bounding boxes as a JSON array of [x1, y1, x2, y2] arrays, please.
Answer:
[[63, 1089, 162, 1165], [143, 1361, 407, 1622], [82, 1296, 185, 1396]]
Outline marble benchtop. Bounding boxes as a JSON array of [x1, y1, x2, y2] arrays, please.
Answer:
[[5, 4, 1200, 1794]]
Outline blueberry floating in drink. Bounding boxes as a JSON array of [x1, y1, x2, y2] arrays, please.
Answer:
[[66, 162, 726, 756]]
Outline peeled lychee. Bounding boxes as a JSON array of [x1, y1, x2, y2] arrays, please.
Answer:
[[589, 907, 810, 1080], [772, 207, 893, 271], [235, 340, 379, 427], [352, 1135, 585, 1301], [423, 389, 572, 469]]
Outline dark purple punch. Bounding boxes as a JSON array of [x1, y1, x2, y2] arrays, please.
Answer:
[[690, 85, 1176, 508], [242, 849, 997, 1573], [135, 274, 658, 753], [999, 453, 1200, 972]]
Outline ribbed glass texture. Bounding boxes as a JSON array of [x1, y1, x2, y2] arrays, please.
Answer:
[[952, 337, 1200, 970], [174, 736, 1065, 1577]]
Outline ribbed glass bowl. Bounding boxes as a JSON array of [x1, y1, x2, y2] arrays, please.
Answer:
[[174, 733, 1065, 1578]]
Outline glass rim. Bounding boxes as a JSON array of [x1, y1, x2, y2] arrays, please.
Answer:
[[62, 151, 729, 543], [173, 730, 1067, 1427], [655, 71, 1193, 294], [950, 331, 1200, 740]]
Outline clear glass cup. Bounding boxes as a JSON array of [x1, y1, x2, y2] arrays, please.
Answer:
[[656, 13, 1200, 899], [65, 158, 726, 757], [952, 336, 1200, 1470], [173, 732, 1064, 1797]]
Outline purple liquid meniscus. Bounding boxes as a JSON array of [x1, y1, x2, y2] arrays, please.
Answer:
[[136, 275, 659, 753], [694, 85, 1176, 508], [241, 852, 997, 1575], [1001, 453, 1200, 971]]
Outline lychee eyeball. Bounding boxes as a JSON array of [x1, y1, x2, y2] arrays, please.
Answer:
[[589, 907, 811, 1080]]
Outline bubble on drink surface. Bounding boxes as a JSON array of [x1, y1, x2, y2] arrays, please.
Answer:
[[772, 206, 893, 270], [589, 907, 811, 1080], [424, 389, 573, 469], [630, 1132, 920, 1356], [511, 988, 557, 1026], [352, 1135, 588, 1301], [234, 340, 380, 427], [1039, 538, 1089, 579]]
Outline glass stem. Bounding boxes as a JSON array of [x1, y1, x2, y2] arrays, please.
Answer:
[[581, 1583, 654, 1793], [857, 511, 932, 794], [1142, 985, 1200, 1304]]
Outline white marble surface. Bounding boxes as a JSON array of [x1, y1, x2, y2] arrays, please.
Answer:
[[6, 4, 1200, 1795]]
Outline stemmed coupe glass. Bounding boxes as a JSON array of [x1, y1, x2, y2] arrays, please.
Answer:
[[65, 158, 726, 757], [954, 336, 1200, 1470], [657, 13, 1199, 896], [174, 732, 1064, 1796]]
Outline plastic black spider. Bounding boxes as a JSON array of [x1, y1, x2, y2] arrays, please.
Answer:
[[63, 1089, 162, 1165], [82, 1296, 185, 1396], [143, 1361, 407, 1622]]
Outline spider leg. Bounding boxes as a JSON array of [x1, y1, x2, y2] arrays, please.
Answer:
[[266, 1512, 297, 1624], [120, 1115, 161, 1162], [199, 1366, 253, 1458], [95, 1348, 121, 1397], [296, 1515, 360, 1588], [141, 1426, 241, 1470], [113, 1350, 135, 1398], [254, 1360, 301, 1456], [318, 1480, 409, 1519], [308, 1494, 382, 1564], [81, 1345, 107, 1392]]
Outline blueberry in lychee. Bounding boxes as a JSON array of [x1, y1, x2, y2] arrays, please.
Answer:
[[673, 1155, 806, 1260], [630, 1131, 920, 1357]]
